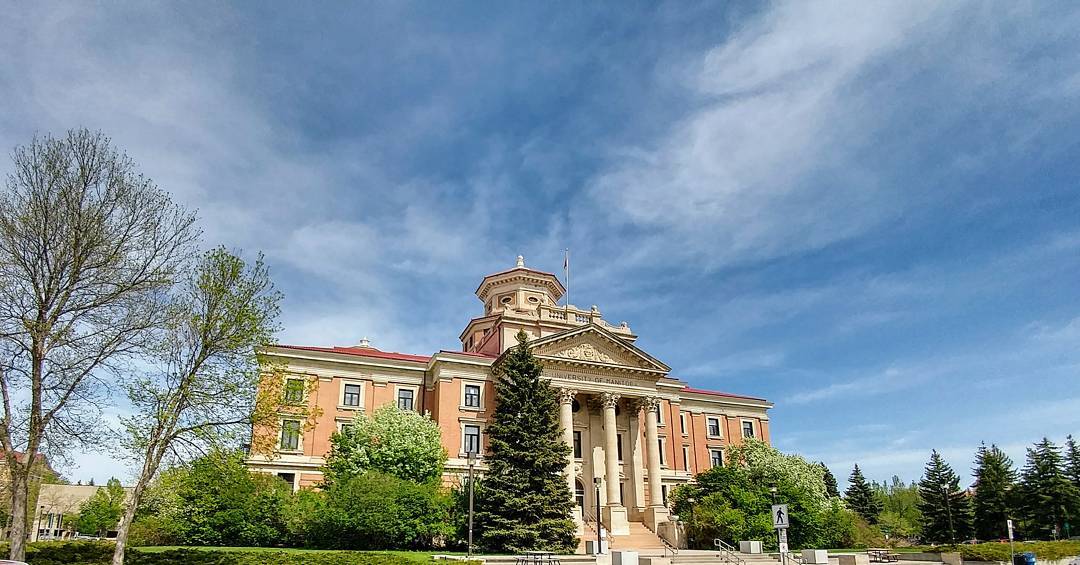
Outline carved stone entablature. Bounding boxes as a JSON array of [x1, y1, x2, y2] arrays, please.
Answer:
[[556, 388, 578, 405], [552, 342, 617, 364], [599, 391, 620, 409]]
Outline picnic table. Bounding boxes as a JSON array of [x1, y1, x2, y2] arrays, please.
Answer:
[[516, 551, 561, 565], [868, 549, 901, 563]]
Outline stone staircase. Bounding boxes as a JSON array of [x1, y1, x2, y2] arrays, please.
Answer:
[[672, 550, 784, 565], [575, 520, 667, 553]]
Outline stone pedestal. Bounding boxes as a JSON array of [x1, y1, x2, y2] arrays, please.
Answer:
[[643, 505, 669, 531], [740, 541, 763, 554], [613, 550, 640, 565], [802, 550, 829, 564], [602, 504, 630, 535], [838, 554, 870, 565]]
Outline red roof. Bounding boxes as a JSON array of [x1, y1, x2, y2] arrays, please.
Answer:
[[438, 350, 498, 359], [275, 344, 431, 363], [682, 387, 767, 402]]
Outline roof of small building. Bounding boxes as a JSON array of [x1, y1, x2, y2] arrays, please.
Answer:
[[273, 344, 431, 363]]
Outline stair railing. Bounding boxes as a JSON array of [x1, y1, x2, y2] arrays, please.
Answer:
[[661, 536, 679, 557], [714, 539, 746, 565]]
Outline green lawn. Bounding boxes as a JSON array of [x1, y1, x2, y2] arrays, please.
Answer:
[[135, 547, 465, 561]]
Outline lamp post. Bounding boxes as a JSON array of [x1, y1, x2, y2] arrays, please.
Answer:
[[593, 477, 603, 554], [467, 451, 476, 559], [941, 486, 955, 544], [687, 496, 696, 549]]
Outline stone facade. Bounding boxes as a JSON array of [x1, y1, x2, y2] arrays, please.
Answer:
[[247, 257, 773, 536]]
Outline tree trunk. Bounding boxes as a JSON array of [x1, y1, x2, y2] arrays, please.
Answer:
[[8, 467, 28, 561], [111, 453, 158, 565]]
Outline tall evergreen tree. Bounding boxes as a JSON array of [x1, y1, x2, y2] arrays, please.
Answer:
[[845, 464, 882, 524], [1065, 436, 1080, 490], [971, 443, 1017, 541], [821, 463, 841, 499], [1018, 438, 1080, 540], [474, 331, 576, 553], [917, 450, 973, 543]]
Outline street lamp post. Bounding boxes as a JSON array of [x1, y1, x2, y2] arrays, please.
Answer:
[[467, 451, 476, 559], [942, 487, 955, 544], [687, 496, 696, 549], [593, 477, 603, 554]]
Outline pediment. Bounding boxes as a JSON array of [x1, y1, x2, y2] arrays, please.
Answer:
[[528, 324, 670, 375]]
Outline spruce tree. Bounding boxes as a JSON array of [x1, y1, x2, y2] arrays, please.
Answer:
[[845, 464, 882, 524], [1065, 435, 1080, 490], [971, 443, 1017, 541], [917, 450, 973, 543], [1018, 438, 1080, 540], [475, 330, 577, 553], [821, 463, 841, 499]]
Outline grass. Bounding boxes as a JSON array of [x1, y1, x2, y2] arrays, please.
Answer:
[[134, 547, 465, 561]]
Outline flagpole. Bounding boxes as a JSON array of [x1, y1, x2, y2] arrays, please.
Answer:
[[564, 248, 569, 318]]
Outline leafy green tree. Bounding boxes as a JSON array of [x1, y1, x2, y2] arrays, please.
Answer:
[[1018, 438, 1080, 540], [474, 330, 576, 553], [917, 450, 973, 543], [821, 464, 841, 498], [972, 443, 1017, 541], [302, 472, 452, 549], [113, 247, 283, 565], [672, 439, 840, 550], [846, 465, 882, 524], [323, 404, 447, 486], [172, 449, 290, 547], [874, 476, 922, 540], [76, 478, 126, 536]]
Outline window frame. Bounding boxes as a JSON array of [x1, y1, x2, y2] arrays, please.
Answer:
[[573, 430, 583, 459], [679, 412, 688, 437], [710, 448, 725, 468], [741, 419, 756, 439], [682, 445, 690, 471], [279, 418, 302, 452], [283, 377, 305, 405], [463, 383, 482, 409], [341, 382, 363, 408], [460, 380, 485, 410], [396, 386, 417, 411], [658, 437, 667, 467], [706, 416, 723, 439], [462, 423, 483, 456]]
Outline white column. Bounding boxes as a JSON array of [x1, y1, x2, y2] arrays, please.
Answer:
[[642, 396, 670, 530], [599, 392, 629, 534], [557, 388, 577, 496]]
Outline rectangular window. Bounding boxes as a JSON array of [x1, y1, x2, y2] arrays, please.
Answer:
[[710, 449, 724, 468], [617, 433, 623, 461], [656, 409, 663, 424], [680, 412, 688, 436], [464, 424, 481, 455], [707, 416, 722, 437], [397, 388, 415, 411], [280, 419, 301, 451], [464, 384, 481, 408], [658, 438, 666, 465], [283, 378, 304, 404], [337, 421, 354, 434], [742, 420, 755, 438], [342, 383, 362, 407], [682, 446, 690, 471], [573, 430, 582, 459], [661, 484, 669, 505]]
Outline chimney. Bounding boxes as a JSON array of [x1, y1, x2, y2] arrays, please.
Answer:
[[357, 337, 371, 348]]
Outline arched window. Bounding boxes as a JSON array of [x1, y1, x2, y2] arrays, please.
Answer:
[[575, 479, 585, 509]]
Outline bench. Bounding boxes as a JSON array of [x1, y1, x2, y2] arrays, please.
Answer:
[[516, 552, 561, 565]]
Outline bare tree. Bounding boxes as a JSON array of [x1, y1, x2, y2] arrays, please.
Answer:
[[111, 247, 282, 565], [0, 130, 197, 560]]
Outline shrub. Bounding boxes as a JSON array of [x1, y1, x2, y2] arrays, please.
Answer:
[[127, 514, 183, 547], [303, 471, 452, 550]]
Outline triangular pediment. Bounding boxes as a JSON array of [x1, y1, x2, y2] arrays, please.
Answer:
[[526, 324, 670, 375]]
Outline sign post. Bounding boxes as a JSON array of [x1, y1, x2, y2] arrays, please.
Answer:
[[773, 504, 790, 565]]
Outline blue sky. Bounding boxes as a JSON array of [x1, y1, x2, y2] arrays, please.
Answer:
[[2, 2, 1079, 487]]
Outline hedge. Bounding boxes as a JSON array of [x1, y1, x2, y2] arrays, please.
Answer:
[[907, 541, 1080, 562], [0, 541, 480, 565]]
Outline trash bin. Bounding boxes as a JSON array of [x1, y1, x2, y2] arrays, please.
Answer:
[[1013, 552, 1036, 565]]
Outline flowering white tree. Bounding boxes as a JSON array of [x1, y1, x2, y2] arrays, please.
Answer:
[[323, 404, 446, 485]]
